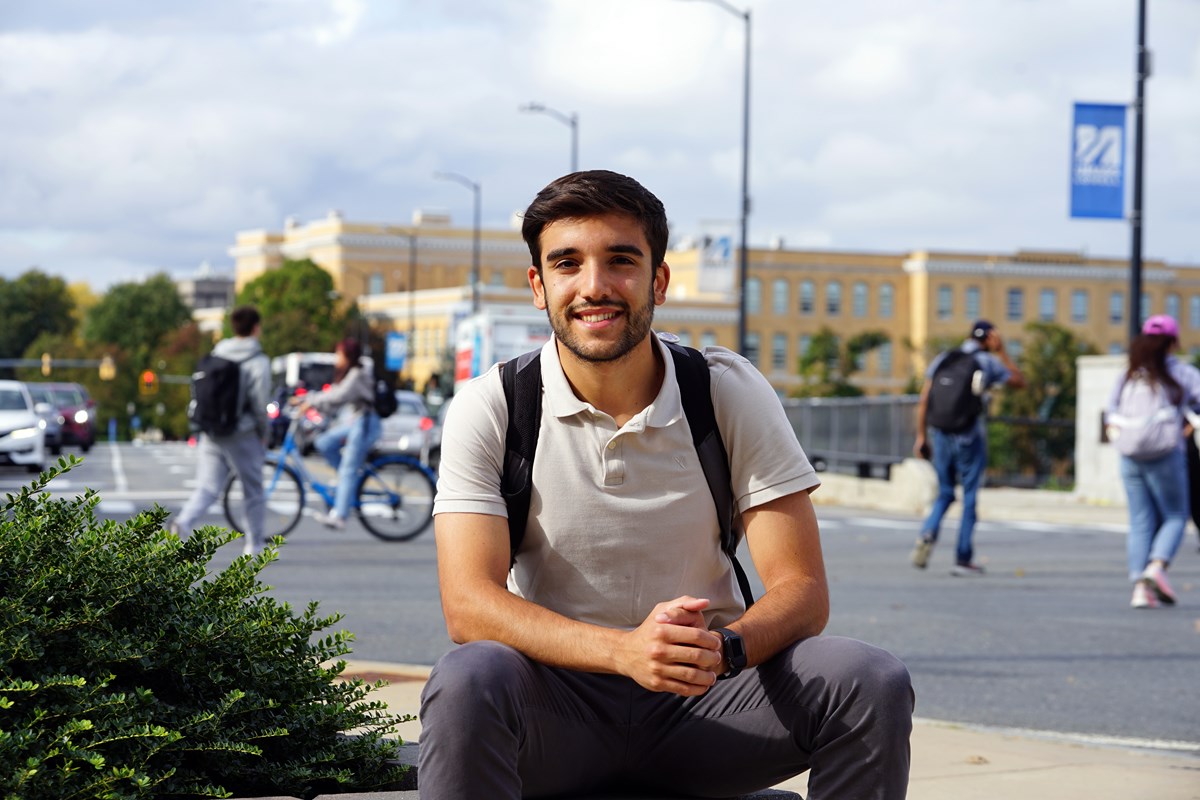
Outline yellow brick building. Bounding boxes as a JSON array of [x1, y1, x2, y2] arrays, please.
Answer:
[[230, 212, 1200, 395]]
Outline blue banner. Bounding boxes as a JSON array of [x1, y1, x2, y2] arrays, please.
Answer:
[[1070, 102, 1126, 219], [385, 331, 407, 371]]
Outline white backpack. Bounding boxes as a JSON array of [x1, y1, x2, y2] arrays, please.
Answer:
[[1105, 373, 1183, 461]]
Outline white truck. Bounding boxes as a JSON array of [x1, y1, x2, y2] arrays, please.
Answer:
[[453, 311, 552, 391]]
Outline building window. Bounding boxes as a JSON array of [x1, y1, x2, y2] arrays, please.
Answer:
[[1007, 339, 1023, 360], [1109, 341, 1125, 355], [772, 279, 789, 315], [879, 282, 894, 319], [701, 330, 717, 349], [1167, 293, 1180, 322], [1006, 288, 1024, 321], [1110, 291, 1124, 325], [799, 280, 815, 315], [826, 281, 842, 316], [1141, 294, 1151, 324], [368, 272, 384, 295], [877, 340, 893, 375], [1039, 288, 1057, 322], [798, 334, 811, 360], [1191, 296, 1200, 330], [937, 285, 953, 320], [965, 286, 981, 320], [772, 333, 787, 371], [744, 332, 760, 366], [745, 278, 762, 315], [1071, 289, 1088, 323], [676, 330, 692, 347], [852, 281, 868, 318]]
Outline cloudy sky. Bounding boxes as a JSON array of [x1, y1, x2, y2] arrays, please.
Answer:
[[3, 0, 1198, 290]]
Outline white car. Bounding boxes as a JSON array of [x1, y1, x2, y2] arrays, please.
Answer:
[[0, 380, 47, 473]]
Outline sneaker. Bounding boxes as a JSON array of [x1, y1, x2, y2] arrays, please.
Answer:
[[910, 537, 934, 569], [167, 521, 182, 537], [951, 562, 986, 577], [1131, 581, 1159, 609], [320, 511, 345, 531], [1140, 562, 1176, 605]]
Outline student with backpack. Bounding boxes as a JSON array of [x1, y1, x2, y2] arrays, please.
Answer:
[[1105, 315, 1200, 609], [171, 306, 271, 555], [911, 320, 1026, 575], [420, 171, 912, 800], [293, 337, 382, 530]]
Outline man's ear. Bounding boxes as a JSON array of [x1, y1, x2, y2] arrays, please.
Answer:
[[653, 262, 670, 306], [528, 265, 547, 310]]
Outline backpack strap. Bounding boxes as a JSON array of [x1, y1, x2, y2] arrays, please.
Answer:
[[500, 349, 543, 563], [500, 341, 755, 608], [664, 342, 755, 609]]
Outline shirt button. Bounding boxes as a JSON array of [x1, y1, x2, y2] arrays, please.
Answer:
[[607, 442, 616, 450]]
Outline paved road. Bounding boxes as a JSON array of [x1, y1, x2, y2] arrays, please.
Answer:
[[8, 442, 1199, 751]]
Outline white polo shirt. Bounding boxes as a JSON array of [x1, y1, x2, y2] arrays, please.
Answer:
[[433, 333, 820, 630]]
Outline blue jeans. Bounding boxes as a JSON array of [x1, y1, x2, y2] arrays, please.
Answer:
[[920, 426, 987, 565], [315, 410, 381, 519], [1118, 448, 1189, 581]]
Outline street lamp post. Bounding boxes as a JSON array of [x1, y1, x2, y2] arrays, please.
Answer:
[[433, 171, 482, 314], [1128, 0, 1148, 344], [678, 0, 751, 357], [519, 102, 580, 173]]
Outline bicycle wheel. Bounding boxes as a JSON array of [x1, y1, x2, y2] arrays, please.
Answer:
[[355, 457, 436, 542], [224, 457, 306, 539]]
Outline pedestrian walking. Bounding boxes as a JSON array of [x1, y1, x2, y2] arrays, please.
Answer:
[[911, 320, 1026, 574], [294, 337, 381, 530], [420, 170, 913, 800], [171, 305, 271, 555], [1104, 315, 1200, 608]]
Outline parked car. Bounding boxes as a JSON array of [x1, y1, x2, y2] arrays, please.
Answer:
[[24, 384, 64, 455], [0, 380, 47, 473], [38, 382, 97, 452], [375, 390, 439, 465]]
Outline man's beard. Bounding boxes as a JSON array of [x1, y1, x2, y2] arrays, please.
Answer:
[[547, 286, 656, 364]]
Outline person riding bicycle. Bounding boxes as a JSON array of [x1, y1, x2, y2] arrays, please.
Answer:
[[294, 337, 381, 530]]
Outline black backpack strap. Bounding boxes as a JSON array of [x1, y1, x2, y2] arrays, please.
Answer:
[[665, 342, 755, 608], [500, 349, 543, 563]]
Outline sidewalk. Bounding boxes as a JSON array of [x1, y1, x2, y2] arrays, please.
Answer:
[[342, 660, 1200, 800]]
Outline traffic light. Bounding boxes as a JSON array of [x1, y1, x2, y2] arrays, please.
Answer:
[[139, 369, 158, 396], [41, 352, 51, 377]]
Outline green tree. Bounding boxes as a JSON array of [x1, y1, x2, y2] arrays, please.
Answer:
[[792, 327, 890, 397], [82, 273, 193, 366], [235, 259, 348, 356], [0, 269, 77, 376]]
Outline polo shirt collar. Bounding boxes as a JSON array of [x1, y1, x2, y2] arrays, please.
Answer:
[[539, 332, 685, 430]]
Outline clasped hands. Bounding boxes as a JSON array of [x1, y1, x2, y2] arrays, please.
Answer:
[[620, 595, 724, 697]]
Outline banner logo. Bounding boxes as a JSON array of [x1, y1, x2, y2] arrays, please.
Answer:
[[1070, 103, 1126, 219]]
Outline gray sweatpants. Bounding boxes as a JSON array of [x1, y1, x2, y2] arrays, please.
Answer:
[[175, 432, 266, 550], [418, 635, 913, 800]]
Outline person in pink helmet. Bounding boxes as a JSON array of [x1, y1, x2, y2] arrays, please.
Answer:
[[1105, 315, 1200, 608]]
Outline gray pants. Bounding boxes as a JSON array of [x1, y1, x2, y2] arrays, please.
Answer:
[[418, 636, 913, 800], [175, 432, 266, 549]]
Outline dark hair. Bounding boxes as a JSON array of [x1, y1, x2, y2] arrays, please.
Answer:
[[229, 306, 261, 337], [520, 170, 669, 271], [334, 337, 364, 383], [1127, 333, 1183, 404]]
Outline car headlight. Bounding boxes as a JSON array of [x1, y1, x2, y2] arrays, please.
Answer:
[[10, 427, 39, 440], [74, 409, 89, 424]]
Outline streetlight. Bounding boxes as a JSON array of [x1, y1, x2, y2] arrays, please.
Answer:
[[678, 0, 751, 357], [1128, 0, 1148, 343], [433, 171, 482, 314], [519, 102, 579, 173]]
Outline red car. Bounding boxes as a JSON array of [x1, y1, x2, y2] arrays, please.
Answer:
[[41, 382, 97, 452]]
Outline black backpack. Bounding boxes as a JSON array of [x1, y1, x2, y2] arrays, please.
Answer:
[[188, 353, 251, 437], [373, 374, 399, 418], [926, 349, 984, 433], [500, 341, 755, 608]]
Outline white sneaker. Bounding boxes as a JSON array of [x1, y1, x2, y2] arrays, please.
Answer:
[[1140, 562, 1176, 605], [1131, 581, 1159, 609], [320, 511, 345, 530]]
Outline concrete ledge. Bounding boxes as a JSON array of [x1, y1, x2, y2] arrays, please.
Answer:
[[231, 743, 803, 799]]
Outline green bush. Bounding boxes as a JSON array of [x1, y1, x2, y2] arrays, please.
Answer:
[[0, 459, 410, 800]]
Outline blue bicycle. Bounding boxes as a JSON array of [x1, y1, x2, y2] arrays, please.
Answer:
[[222, 410, 437, 542]]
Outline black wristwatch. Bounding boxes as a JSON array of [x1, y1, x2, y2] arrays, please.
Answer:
[[713, 627, 747, 680]]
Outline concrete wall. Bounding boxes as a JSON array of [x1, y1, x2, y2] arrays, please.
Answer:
[[1074, 354, 1127, 505]]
